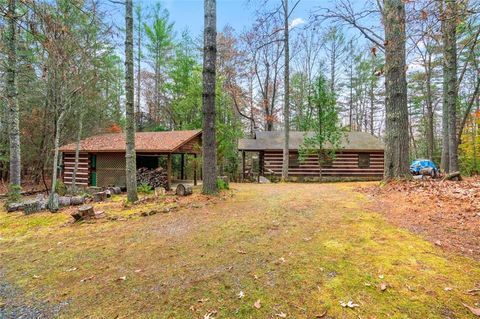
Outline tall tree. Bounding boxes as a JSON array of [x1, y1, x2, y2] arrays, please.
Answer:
[[281, 0, 290, 181], [442, 0, 459, 173], [202, 0, 218, 194], [6, 0, 21, 189], [383, 0, 410, 179], [125, 0, 138, 202], [135, 4, 144, 131]]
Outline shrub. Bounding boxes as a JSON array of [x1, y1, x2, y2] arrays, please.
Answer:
[[55, 180, 67, 196], [216, 177, 229, 190], [137, 183, 153, 195]]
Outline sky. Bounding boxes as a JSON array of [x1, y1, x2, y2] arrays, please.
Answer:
[[102, 0, 336, 39]]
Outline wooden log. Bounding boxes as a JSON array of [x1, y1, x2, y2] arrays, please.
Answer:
[[6, 202, 24, 212], [23, 199, 46, 215], [58, 196, 71, 207], [71, 205, 95, 221], [110, 187, 121, 194], [442, 171, 462, 181], [92, 191, 107, 202], [176, 184, 192, 196], [70, 196, 85, 206]]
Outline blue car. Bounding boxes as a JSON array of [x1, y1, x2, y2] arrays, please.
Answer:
[[410, 159, 439, 177]]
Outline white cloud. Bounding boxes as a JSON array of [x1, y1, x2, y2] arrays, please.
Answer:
[[289, 17, 305, 29]]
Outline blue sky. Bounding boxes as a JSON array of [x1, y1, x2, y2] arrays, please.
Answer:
[[103, 0, 332, 38]]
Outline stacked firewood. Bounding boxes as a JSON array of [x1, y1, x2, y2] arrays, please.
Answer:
[[137, 167, 168, 189]]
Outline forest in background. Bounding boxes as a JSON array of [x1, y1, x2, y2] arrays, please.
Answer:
[[0, 0, 479, 190]]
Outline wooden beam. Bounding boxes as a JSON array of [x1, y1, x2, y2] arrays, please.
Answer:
[[166, 154, 172, 191], [242, 151, 245, 182], [193, 154, 197, 186]]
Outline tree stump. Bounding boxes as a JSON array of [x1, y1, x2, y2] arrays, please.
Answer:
[[71, 205, 95, 221], [93, 191, 107, 202], [176, 184, 192, 196]]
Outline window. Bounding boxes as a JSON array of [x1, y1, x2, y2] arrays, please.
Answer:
[[358, 153, 370, 168], [289, 153, 299, 167]]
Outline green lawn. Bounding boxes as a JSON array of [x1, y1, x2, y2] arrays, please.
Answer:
[[0, 183, 479, 318]]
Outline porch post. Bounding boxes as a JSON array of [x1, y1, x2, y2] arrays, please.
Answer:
[[166, 153, 172, 191], [193, 153, 197, 186], [242, 150, 245, 182], [180, 153, 185, 180]]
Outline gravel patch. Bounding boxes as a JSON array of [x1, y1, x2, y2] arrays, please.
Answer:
[[0, 270, 67, 319]]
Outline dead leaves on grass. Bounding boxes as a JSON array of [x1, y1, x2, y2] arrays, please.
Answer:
[[463, 303, 480, 316], [253, 299, 262, 309]]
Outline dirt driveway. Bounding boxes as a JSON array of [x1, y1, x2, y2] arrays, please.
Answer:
[[0, 183, 479, 318]]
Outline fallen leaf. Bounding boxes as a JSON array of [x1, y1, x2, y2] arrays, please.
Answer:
[[237, 250, 247, 254], [204, 311, 217, 319], [116, 276, 127, 281], [315, 310, 327, 318], [276, 312, 287, 318], [463, 303, 480, 316], [66, 267, 77, 272], [378, 274, 384, 279], [134, 269, 142, 273], [278, 257, 286, 263], [238, 291, 245, 299], [340, 300, 359, 308], [80, 275, 94, 282], [32, 275, 40, 279], [444, 287, 453, 291], [380, 282, 388, 291], [435, 240, 442, 246], [254, 299, 261, 309], [198, 298, 209, 303]]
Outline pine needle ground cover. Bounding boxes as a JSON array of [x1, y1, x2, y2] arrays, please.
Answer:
[[0, 183, 479, 318]]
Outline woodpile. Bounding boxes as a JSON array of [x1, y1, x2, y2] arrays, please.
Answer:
[[137, 167, 168, 189], [176, 184, 192, 196]]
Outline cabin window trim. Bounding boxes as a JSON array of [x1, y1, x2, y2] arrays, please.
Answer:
[[358, 153, 370, 168]]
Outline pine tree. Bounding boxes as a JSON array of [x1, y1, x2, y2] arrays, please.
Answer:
[[202, 0, 218, 194], [125, 0, 138, 202]]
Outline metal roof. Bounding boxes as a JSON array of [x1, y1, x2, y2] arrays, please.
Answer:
[[238, 131, 384, 151], [60, 130, 202, 153]]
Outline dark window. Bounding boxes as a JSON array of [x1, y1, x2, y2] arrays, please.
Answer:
[[289, 153, 299, 167], [358, 153, 370, 168]]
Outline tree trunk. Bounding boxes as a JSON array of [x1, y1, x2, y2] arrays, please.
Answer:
[[135, 4, 143, 131], [383, 0, 410, 179], [48, 111, 66, 211], [425, 55, 435, 159], [442, 0, 459, 173], [202, 0, 218, 194], [281, 0, 290, 181], [6, 0, 21, 188], [125, 0, 138, 202], [71, 109, 84, 190]]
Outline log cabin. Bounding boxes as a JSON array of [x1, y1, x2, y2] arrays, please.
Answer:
[[238, 131, 385, 181], [59, 130, 202, 190]]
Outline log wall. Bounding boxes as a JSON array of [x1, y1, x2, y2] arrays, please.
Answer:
[[62, 152, 90, 186], [263, 150, 384, 178]]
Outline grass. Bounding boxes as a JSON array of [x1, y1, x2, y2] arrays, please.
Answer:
[[0, 183, 479, 318]]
